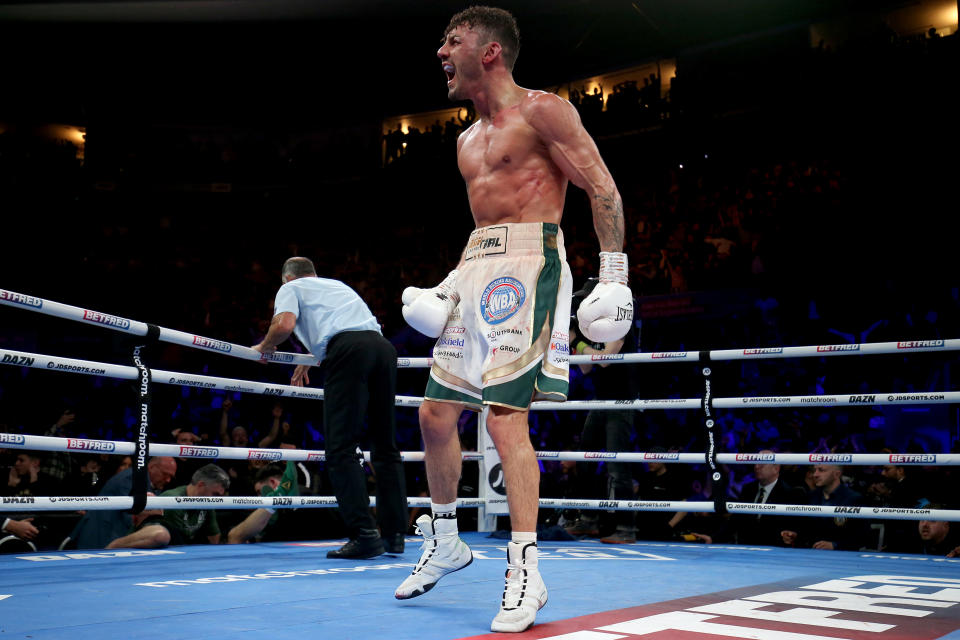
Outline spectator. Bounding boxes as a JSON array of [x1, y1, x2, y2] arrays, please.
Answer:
[[106, 464, 229, 549], [567, 278, 641, 544], [0, 516, 40, 547], [916, 518, 960, 557], [730, 451, 807, 546], [69, 456, 177, 549], [3, 452, 57, 497], [226, 461, 298, 544], [781, 464, 865, 551], [39, 409, 78, 484]]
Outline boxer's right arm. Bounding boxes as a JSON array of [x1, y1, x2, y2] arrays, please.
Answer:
[[401, 245, 468, 338], [402, 269, 460, 338]]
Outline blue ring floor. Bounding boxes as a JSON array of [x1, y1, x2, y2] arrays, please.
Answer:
[[2, 534, 959, 640]]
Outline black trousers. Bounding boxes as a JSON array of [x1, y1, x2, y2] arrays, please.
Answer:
[[580, 409, 636, 528], [323, 330, 408, 537]]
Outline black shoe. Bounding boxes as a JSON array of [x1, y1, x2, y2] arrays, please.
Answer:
[[327, 530, 385, 559], [382, 532, 405, 554]]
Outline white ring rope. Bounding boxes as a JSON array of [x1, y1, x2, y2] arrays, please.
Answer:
[[3, 347, 957, 411], [2, 433, 957, 467], [0, 433, 488, 463], [3, 291, 958, 526], [3, 288, 958, 367], [2, 496, 958, 522]]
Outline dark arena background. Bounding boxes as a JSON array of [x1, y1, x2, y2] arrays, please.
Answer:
[[1, 1, 959, 639]]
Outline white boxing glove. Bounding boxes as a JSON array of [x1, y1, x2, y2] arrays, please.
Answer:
[[401, 270, 460, 338], [577, 252, 634, 342]]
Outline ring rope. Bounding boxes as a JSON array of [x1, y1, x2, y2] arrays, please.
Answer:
[[2, 496, 957, 522], [3, 433, 957, 467], [1, 348, 957, 411], [3, 288, 958, 367]]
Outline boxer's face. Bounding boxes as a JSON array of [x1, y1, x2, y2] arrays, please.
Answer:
[[438, 24, 484, 101]]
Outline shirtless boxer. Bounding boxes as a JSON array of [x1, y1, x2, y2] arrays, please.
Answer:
[[395, 6, 632, 633]]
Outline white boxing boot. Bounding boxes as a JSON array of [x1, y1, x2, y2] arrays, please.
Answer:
[[394, 514, 473, 600], [490, 541, 548, 633]]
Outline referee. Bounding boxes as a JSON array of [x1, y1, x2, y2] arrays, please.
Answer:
[[253, 256, 407, 558]]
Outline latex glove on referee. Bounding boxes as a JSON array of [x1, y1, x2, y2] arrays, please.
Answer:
[[401, 269, 460, 338], [577, 251, 633, 342]]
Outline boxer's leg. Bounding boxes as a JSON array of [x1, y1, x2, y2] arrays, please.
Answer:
[[395, 399, 474, 599]]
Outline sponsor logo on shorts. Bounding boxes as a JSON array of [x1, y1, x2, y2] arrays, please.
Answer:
[[743, 348, 783, 355], [82, 309, 131, 330], [0, 434, 25, 445], [644, 452, 679, 460], [465, 226, 508, 260], [551, 341, 570, 354], [735, 453, 775, 462], [889, 454, 936, 464], [817, 344, 860, 352], [192, 336, 232, 352], [67, 439, 116, 452], [179, 446, 219, 458], [443, 326, 466, 334], [488, 328, 523, 339], [809, 453, 852, 463], [437, 337, 464, 348], [480, 277, 526, 325], [248, 451, 283, 461], [0, 290, 42, 308], [897, 340, 944, 349]]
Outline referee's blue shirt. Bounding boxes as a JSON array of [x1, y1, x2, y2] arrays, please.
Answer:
[[273, 277, 381, 362]]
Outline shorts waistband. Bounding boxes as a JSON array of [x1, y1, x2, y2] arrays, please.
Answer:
[[463, 222, 564, 261]]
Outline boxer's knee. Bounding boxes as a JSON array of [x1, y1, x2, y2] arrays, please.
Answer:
[[419, 400, 462, 445], [486, 407, 532, 459]]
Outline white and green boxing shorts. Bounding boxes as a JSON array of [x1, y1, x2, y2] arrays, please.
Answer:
[[425, 222, 572, 411]]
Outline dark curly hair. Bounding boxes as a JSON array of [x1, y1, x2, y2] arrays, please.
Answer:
[[444, 6, 520, 71]]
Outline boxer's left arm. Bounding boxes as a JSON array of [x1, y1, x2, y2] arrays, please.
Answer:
[[252, 312, 296, 355], [523, 92, 623, 252], [525, 93, 633, 342]]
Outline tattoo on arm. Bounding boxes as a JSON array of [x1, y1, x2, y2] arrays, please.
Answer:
[[593, 190, 625, 252]]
